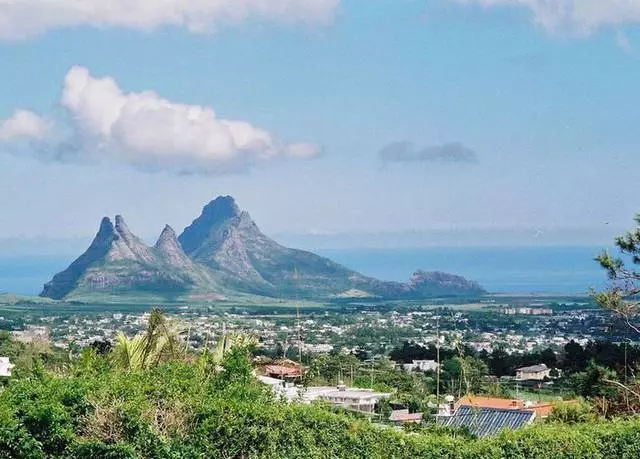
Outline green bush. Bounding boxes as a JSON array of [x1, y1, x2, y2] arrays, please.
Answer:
[[1, 349, 640, 458]]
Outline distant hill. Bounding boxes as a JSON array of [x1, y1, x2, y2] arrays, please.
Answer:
[[41, 196, 485, 301]]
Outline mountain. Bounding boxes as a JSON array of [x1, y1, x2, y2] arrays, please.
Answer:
[[179, 196, 407, 297], [41, 196, 486, 301], [41, 216, 217, 300], [177, 196, 485, 299]]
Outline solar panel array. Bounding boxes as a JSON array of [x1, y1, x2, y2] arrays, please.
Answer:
[[438, 405, 535, 437]]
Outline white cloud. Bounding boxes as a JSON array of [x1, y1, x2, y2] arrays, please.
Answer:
[[0, 0, 340, 41], [455, 0, 640, 34], [1, 66, 321, 173], [0, 110, 51, 141]]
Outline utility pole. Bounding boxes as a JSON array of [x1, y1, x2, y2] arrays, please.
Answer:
[[294, 267, 303, 367], [436, 315, 441, 405]]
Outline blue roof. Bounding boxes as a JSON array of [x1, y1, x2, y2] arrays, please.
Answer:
[[438, 406, 535, 437]]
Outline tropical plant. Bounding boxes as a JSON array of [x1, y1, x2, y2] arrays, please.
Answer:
[[111, 308, 185, 371]]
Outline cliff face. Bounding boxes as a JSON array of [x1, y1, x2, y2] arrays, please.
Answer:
[[41, 196, 486, 301]]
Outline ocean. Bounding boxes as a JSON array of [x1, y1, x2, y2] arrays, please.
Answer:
[[0, 246, 610, 296], [317, 246, 610, 294]]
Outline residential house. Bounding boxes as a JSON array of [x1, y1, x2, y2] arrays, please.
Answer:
[[516, 364, 551, 381], [316, 383, 391, 413], [258, 378, 390, 413]]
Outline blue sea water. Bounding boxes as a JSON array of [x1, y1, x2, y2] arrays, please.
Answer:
[[0, 256, 75, 296], [0, 246, 610, 296], [317, 246, 609, 294]]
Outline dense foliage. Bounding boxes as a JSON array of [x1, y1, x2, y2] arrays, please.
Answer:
[[2, 347, 640, 458], [0, 330, 640, 458]]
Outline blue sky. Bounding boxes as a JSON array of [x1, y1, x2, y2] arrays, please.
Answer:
[[0, 0, 639, 250]]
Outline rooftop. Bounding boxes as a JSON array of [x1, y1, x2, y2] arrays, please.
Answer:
[[439, 406, 535, 437], [516, 364, 549, 373]]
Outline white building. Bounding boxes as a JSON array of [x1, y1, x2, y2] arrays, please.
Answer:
[[0, 357, 14, 377], [516, 364, 551, 381], [402, 360, 440, 373], [316, 383, 391, 413], [258, 377, 390, 413]]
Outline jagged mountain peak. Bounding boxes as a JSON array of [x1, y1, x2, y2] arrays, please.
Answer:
[[158, 224, 177, 239], [202, 195, 241, 220], [98, 216, 116, 235], [114, 214, 134, 240], [155, 225, 183, 257], [41, 215, 220, 300], [179, 195, 254, 255]]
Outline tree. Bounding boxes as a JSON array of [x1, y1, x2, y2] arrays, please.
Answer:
[[442, 356, 488, 396], [540, 348, 558, 368], [488, 347, 510, 377], [563, 340, 588, 373], [594, 214, 640, 332], [111, 308, 185, 371]]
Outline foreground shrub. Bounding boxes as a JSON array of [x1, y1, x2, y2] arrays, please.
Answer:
[[1, 351, 640, 458]]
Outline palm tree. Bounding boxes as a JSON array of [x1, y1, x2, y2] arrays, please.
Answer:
[[112, 308, 186, 371]]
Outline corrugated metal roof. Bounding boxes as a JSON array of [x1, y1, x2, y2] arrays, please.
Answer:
[[438, 406, 535, 437], [516, 364, 548, 373]]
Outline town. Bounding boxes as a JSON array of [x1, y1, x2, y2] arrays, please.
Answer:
[[0, 294, 632, 437]]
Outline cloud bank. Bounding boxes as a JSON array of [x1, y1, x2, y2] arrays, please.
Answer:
[[454, 0, 640, 34], [379, 142, 478, 164], [0, 66, 321, 173], [0, 0, 340, 41]]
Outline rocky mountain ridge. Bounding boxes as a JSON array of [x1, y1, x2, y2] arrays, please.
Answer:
[[41, 216, 216, 300], [41, 196, 486, 301]]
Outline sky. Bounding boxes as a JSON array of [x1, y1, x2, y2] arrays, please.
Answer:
[[1, 0, 639, 252]]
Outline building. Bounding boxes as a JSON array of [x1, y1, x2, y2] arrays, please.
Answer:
[[438, 406, 536, 437], [401, 360, 439, 372], [454, 395, 555, 420], [260, 360, 304, 384], [258, 378, 390, 413], [389, 409, 423, 425], [456, 395, 525, 410], [516, 364, 551, 381], [316, 383, 391, 413], [502, 308, 553, 316], [0, 357, 14, 377]]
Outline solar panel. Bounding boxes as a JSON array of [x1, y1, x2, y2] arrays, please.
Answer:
[[438, 405, 535, 437]]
